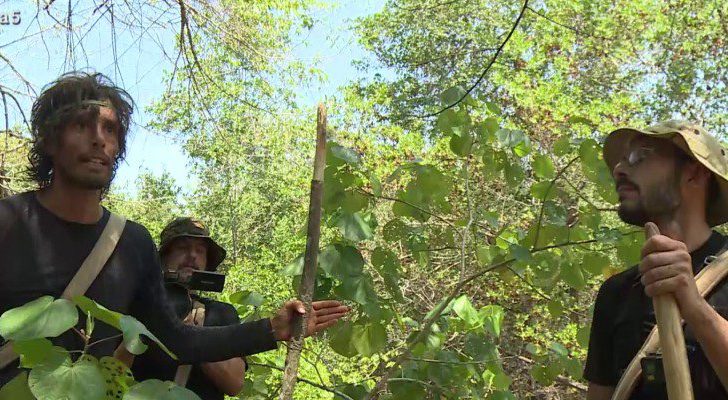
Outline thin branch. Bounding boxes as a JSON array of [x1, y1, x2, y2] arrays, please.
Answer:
[[417, 0, 529, 118]]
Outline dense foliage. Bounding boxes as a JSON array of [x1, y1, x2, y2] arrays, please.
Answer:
[[2, 0, 728, 399]]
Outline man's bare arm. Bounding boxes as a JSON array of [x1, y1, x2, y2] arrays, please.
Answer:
[[587, 382, 614, 400], [200, 357, 246, 396]]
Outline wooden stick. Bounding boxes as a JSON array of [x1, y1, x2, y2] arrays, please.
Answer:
[[645, 222, 693, 400], [278, 104, 327, 400]]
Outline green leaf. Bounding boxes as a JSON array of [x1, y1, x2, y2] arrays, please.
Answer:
[[329, 321, 357, 357], [450, 129, 474, 156], [552, 136, 572, 156], [334, 212, 374, 242], [282, 255, 304, 276], [582, 253, 610, 275], [340, 190, 369, 213], [229, 291, 265, 307], [547, 300, 564, 318], [12, 338, 63, 369], [334, 275, 377, 306], [480, 305, 504, 337], [482, 117, 499, 135], [530, 181, 557, 201], [319, 244, 365, 279], [441, 86, 466, 105], [370, 247, 402, 300], [560, 262, 586, 289], [486, 102, 502, 115], [0, 371, 35, 400], [99, 357, 135, 399], [328, 143, 360, 165], [564, 357, 583, 379], [533, 154, 556, 179], [389, 380, 427, 400], [503, 161, 525, 186], [530, 364, 554, 386], [509, 244, 532, 263], [549, 342, 569, 357], [0, 296, 78, 341], [382, 219, 410, 242], [73, 296, 122, 330], [119, 315, 176, 359], [123, 379, 201, 400], [567, 115, 594, 126], [577, 325, 591, 348], [369, 173, 382, 196], [488, 390, 516, 400], [352, 323, 387, 356], [452, 295, 481, 328], [28, 355, 106, 400]]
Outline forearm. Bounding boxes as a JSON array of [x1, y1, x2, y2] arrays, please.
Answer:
[[685, 300, 728, 391], [200, 358, 245, 396]]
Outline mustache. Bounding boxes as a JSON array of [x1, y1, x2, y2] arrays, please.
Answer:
[[615, 177, 639, 191]]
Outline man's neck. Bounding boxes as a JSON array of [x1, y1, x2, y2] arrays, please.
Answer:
[[653, 210, 712, 252], [36, 180, 103, 224]]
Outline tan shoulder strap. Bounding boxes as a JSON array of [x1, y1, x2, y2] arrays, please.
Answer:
[[174, 301, 206, 387], [612, 249, 728, 400], [0, 213, 127, 370]]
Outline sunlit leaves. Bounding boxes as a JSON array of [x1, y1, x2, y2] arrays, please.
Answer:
[[0, 296, 78, 341], [579, 139, 617, 204], [333, 212, 374, 242], [124, 379, 200, 400], [28, 355, 106, 400]]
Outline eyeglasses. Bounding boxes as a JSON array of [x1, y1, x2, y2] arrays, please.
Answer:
[[621, 147, 656, 167]]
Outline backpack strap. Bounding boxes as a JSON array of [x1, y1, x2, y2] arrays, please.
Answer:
[[0, 213, 126, 370], [612, 247, 728, 400]]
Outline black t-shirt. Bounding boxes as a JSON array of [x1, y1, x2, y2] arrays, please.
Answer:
[[0, 192, 277, 386], [132, 287, 242, 400], [584, 230, 728, 399]]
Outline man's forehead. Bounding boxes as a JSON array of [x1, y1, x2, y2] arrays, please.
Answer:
[[171, 236, 208, 247]]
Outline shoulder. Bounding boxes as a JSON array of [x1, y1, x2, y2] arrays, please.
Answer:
[[0, 192, 34, 239], [599, 265, 639, 296], [116, 217, 157, 249]]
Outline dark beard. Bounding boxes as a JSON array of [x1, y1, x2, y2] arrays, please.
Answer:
[[53, 164, 111, 191], [617, 176, 682, 226]]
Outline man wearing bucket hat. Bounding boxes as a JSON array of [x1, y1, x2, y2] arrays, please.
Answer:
[[129, 217, 245, 399], [585, 120, 728, 399]]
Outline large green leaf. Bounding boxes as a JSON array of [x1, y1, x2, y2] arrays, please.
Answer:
[[533, 154, 556, 179], [452, 295, 481, 328], [119, 316, 176, 359], [28, 355, 106, 400], [73, 296, 122, 330], [123, 379, 200, 400], [319, 244, 365, 279], [449, 128, 474, 157], [480, 305, 504, 338], [351, 323, 387, 356], [0, 296, 78, 341], [334, 212, 374, 242], [0, 371, 35, 400], [329, 321, 357, 357], [12, 338, 66, 369]]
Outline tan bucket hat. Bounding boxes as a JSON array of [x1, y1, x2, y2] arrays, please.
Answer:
[[603, 120, 728, 227]]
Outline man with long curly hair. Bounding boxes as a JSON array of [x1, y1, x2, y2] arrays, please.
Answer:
[[0, 72, 349, 387]]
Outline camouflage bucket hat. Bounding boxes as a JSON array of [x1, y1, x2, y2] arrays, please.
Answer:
[[159, 217, 227, 270], [603, 120, 728, 227]]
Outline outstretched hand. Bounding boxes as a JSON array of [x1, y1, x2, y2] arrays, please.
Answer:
[[270, 300, 350, 341]]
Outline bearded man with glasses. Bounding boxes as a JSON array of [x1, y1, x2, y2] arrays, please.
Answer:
[[584, 120, 728, 399]]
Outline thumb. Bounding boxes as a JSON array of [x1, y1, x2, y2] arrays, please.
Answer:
[[645, 222, 660, 239]]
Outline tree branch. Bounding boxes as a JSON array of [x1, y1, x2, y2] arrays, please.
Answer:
[[418, 0, 529, 118]]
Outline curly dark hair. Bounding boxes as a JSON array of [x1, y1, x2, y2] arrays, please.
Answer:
[[28, 71, 134, 189]]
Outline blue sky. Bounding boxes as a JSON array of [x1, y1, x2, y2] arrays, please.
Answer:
[[0, 0, 385, 193]]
